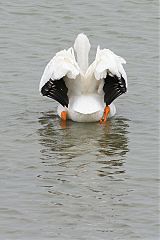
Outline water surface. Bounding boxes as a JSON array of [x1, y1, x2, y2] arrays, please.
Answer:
[[0, 1, 159, 239]]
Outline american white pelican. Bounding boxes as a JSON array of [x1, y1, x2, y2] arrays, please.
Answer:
[[39, 33, 127, 123]]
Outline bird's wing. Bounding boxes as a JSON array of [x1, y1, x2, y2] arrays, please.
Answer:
[[39, 47, 80, 107], [93, 47, 127, 105]]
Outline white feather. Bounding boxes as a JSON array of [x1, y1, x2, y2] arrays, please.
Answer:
[[94, 48, 127, 86], [74, 33, 90, 74], [39, 47, 80, 91]]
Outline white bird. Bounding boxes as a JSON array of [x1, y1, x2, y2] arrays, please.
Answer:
[[39, 33, 127, 123]]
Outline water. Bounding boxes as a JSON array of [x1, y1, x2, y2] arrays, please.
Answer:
[[0, 1, 159, 239]]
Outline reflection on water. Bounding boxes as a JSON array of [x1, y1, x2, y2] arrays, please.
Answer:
[[38, 111, 129, 179], [36, 112, 133, 239]]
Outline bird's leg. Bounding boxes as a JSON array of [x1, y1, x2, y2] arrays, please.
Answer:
[[100, 106, 110, 124], [61, 111, 67, 121], [60, 110, 67, 128]]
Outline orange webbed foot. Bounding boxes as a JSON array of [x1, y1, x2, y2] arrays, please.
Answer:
[[100, 106, 110, 124], [61, 111, 67, 121]]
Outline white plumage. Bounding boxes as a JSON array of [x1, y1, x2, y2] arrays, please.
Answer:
[[39, 33, 127, 122]]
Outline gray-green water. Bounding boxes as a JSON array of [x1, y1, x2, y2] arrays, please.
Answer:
[[0, 1, 159, 239]]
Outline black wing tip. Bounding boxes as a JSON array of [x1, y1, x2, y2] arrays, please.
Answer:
[[41, 78, 69, 107], [103, 74, 127, 105]]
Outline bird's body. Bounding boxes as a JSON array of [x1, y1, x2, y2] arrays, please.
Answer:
[[39, 34, 127, 122]]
